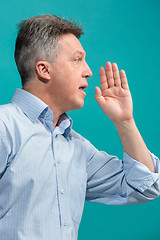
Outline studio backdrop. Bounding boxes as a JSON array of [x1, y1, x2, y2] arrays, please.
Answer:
[[0, 0, 159, 239]]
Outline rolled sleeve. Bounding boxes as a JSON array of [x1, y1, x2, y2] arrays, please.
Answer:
[[86, 147, 160, 205], [123, 151, 160, 193]]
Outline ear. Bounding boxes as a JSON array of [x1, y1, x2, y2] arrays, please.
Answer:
[[36, 61, 51, 80]]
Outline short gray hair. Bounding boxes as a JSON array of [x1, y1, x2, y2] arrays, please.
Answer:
[[14, 14, 83, 87]]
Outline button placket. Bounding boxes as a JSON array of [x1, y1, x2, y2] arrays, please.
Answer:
[[53, 135, 71, 231]]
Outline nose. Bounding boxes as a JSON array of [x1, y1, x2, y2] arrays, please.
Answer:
[[82, 62, 93, 78]]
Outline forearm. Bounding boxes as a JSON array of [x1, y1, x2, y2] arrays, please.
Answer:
[[114, 118, 155, 173], [96, 61, 156, 173]]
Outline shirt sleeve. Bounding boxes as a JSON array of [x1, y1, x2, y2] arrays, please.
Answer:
[[85, 146, 160, 205]]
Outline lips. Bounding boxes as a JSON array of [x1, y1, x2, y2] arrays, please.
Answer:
[[79, 83, 88, 90]]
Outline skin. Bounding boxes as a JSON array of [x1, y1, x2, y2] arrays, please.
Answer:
[[25, 33, 155, 173], [25, 34, 92, 127], [95, 62, 155, 172]]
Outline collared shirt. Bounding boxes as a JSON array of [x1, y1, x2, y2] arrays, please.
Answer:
[[0, 88, 159, 240]]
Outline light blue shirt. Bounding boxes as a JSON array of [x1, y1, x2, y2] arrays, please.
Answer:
[[0, 88, 159, 240]]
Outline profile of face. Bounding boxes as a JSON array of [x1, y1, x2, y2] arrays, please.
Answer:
[[46, 33, 93, 113]]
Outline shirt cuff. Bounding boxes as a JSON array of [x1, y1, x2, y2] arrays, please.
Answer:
[[123, 151, 160, 193]]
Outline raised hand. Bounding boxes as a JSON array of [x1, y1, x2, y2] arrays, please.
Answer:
[[95, 61, 155, 172], [95, 62, 133, 124]]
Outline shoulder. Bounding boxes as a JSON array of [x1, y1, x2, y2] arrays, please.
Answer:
[[0, 103, 24, 138], [0, 104, 15, 149], [0, 103, 14, 112], [0, 104, 14, 136], [68, 129, 98, 160], [69, 129, 86, 141], [0, 103, 19, 121]]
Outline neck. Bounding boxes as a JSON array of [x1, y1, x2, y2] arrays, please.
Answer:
[[24, 82, 63, 129]]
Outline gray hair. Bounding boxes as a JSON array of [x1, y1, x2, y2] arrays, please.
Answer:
[[14, 14, 83, 87]]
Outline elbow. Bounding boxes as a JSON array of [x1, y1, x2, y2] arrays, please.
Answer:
[[142, 179, 160, 200]]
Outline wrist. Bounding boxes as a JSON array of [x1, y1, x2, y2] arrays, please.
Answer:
[[114, 118, 135, 132]]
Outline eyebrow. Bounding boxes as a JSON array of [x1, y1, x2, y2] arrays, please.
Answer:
[[72, 50, 86, 57]]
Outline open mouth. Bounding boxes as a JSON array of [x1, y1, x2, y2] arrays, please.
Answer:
[[79, 83, 88, 91], [79, 87, 86, 90]]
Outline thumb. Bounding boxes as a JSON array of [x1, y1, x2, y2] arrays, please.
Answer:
[[95, 86, 102, 99], [95, 86, 105, 106]]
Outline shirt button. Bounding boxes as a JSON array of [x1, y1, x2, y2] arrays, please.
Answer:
[[61, 189, 64, 194], [46, 112, 49, 117], [64, 222, 67, 226], [58, 160, 61, 164]]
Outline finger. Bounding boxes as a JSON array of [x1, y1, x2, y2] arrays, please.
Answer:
[[120, 70, 129, 89], [112, 63, 121, 87], [106, 62, 114, 88], [100, 66, 108, 91]]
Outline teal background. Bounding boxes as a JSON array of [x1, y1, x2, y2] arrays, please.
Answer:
[[0, 0, 160, 239]]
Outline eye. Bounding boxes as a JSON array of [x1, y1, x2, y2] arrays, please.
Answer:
[[74, 57, 82, 63]]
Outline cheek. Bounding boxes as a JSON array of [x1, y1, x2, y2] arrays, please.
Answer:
[[62, 74, 80, 92], [52, 64, 81, 92], [54, 78, 77, 97]]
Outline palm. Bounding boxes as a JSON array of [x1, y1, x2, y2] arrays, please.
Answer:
[[95, 62, 133, 123]]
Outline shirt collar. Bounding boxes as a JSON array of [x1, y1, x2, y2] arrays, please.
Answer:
[[57, 113, 73, 137], [11, 88, 72, 137], [11, 88, 48, 123]]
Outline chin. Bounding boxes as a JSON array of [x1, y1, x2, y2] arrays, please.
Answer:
[[64, 96, 85, 112], [71, 100, 85, 111]]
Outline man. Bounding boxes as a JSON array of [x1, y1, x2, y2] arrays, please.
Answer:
[[0, 14, 159, 240]]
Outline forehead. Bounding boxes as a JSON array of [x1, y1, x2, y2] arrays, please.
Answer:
[[57, 33, 86, 56]]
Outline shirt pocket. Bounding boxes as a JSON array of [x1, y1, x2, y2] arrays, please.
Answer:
[[69, 167, 87, 225]]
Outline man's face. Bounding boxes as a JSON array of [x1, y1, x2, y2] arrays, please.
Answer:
[[49, 33, 93, 113]]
